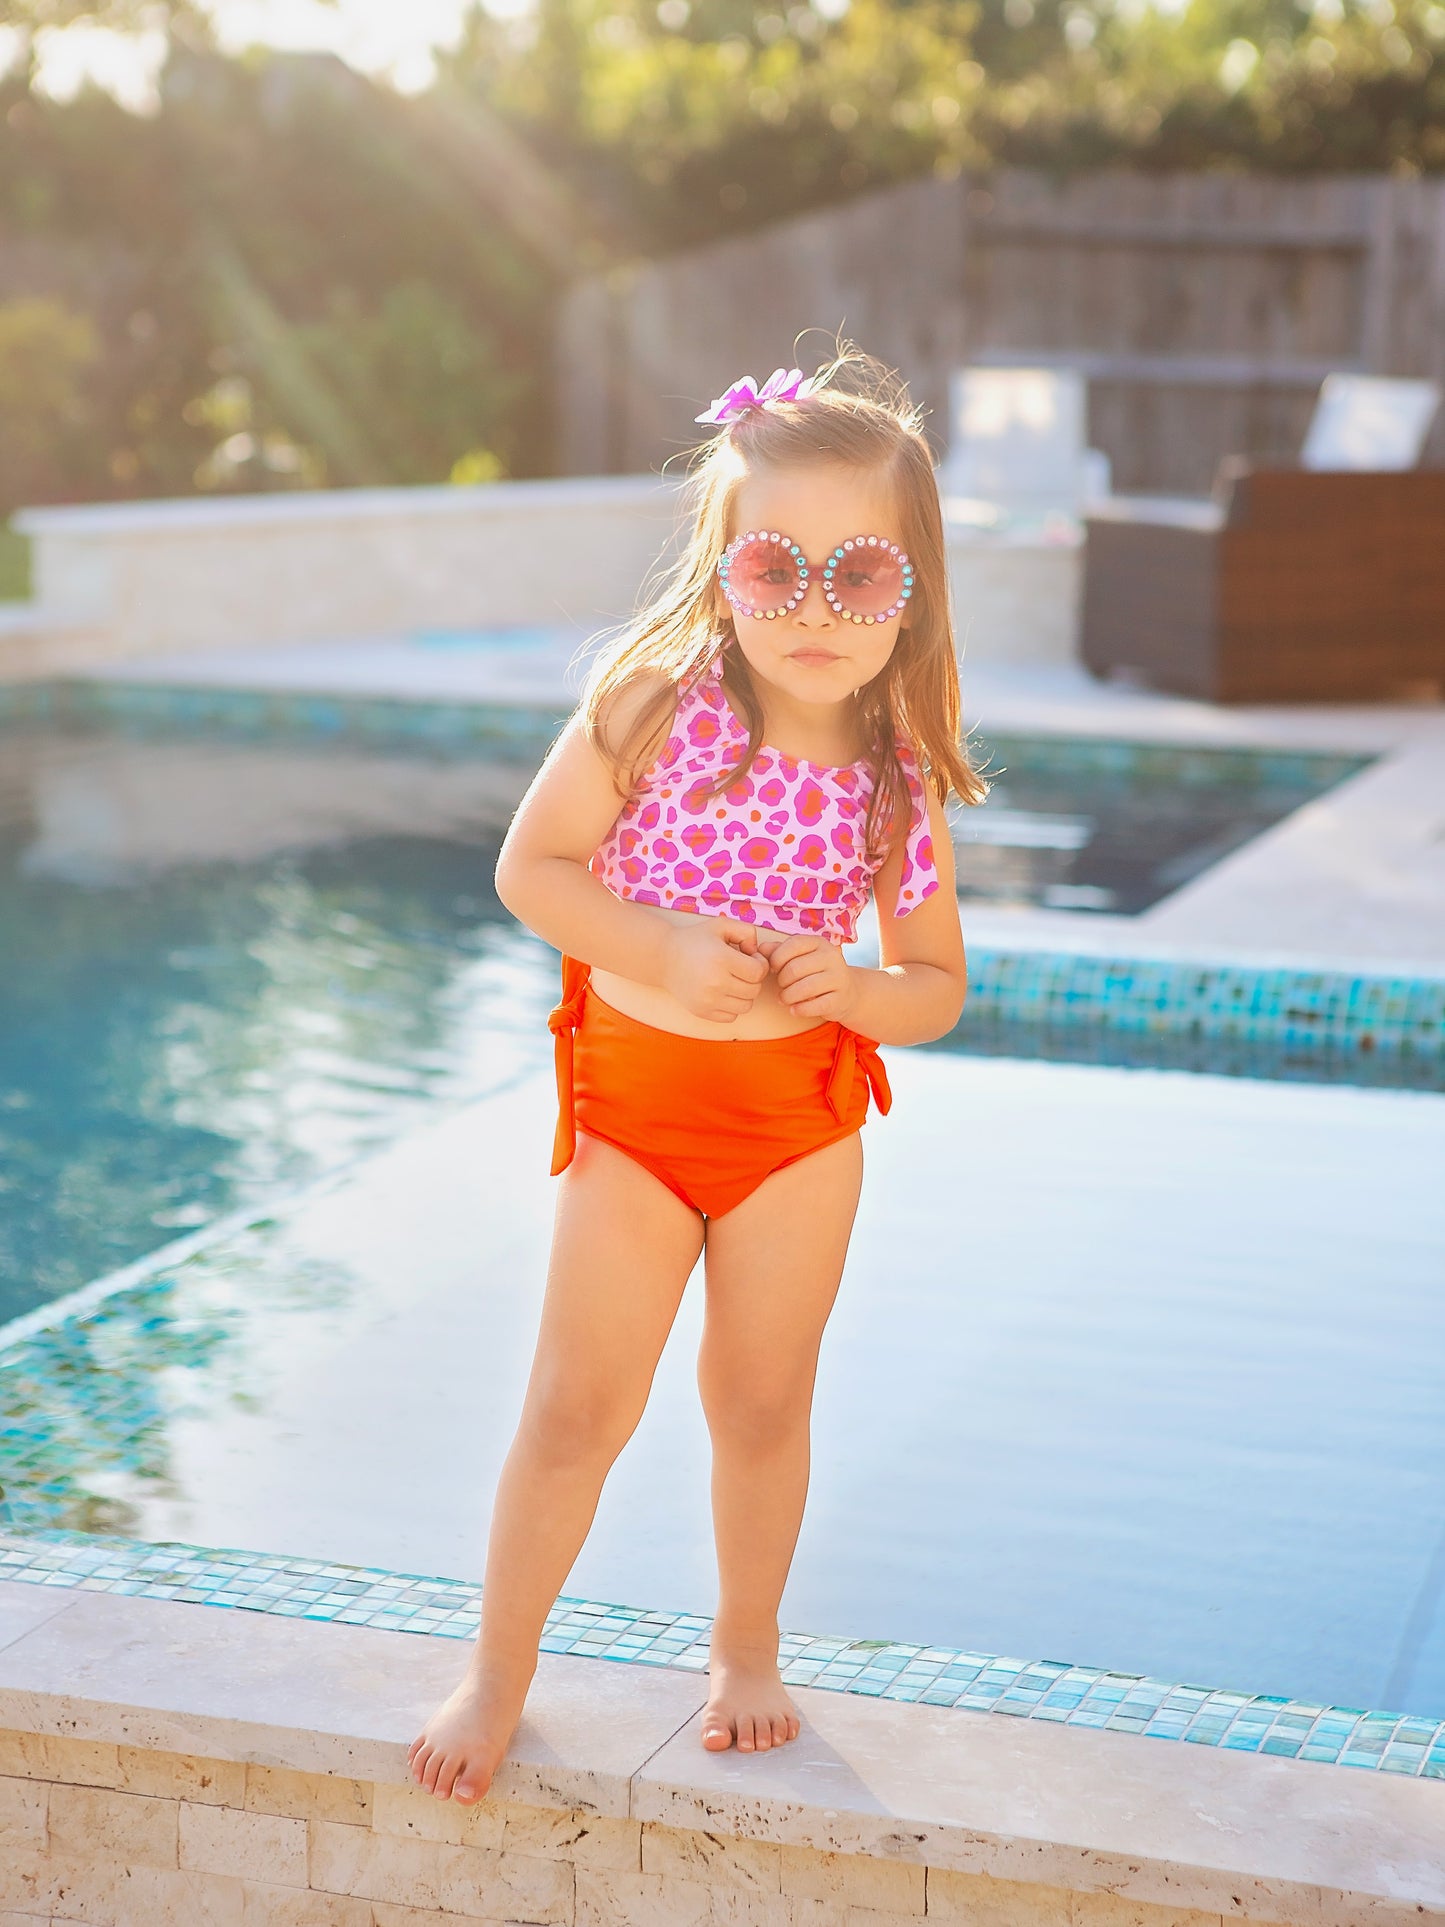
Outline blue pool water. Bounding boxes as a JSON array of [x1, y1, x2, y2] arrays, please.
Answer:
[[2, 701, 1442, 1735], [954, 732, 1370, 915]]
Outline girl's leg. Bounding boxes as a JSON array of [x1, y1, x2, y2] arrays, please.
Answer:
[[408, 1132, 705, 1803], [695, 1130, 864, 1753]]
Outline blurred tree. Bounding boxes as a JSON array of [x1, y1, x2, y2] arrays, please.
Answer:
[[442, 0, 1444, 245], [290, 280, 523, 486], [441, 0, 993, 246], [0, 295, 99, 513], [0, 34, 549, 506], [0, 0, 219, 81]]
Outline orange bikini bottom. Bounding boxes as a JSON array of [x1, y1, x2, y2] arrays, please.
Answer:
[[546, 952, 892, 1219]]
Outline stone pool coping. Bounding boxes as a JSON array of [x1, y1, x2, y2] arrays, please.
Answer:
[[0, 1576, 1441, 1926], [3, 1529, 1443, 1785]]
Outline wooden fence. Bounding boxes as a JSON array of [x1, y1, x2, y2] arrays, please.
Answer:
[[556, 169, 1445, 495]]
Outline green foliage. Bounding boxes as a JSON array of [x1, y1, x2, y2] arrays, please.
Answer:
[[289, 281, 522, 487], [0, 524, 33, 602], [444, 0, 995, 245], [0, 46, 542, 511], [444, 0, 1444, 244], [0, 296, 100, 515]]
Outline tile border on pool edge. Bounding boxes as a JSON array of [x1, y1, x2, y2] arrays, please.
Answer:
[[0, 673, 1375, 787], [0, 1529, 1440, 1781], [956, 949, 1445, 1062]]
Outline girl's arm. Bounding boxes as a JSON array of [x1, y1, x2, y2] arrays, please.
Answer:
[[767, 781, 968, 1047], [846, 780, 968, 1044], [495, 672, 768, 1020]]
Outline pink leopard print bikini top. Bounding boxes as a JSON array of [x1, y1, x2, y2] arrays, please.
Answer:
[[589, 647, 940, 944]]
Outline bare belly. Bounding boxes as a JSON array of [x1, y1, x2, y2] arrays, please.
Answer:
[[587, 904, 833, 1041]]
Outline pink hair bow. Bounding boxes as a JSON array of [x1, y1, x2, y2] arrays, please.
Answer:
[[695, 366, 812, 424]]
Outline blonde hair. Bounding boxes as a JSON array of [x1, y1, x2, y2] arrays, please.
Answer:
[[579, 341, 987, 869]]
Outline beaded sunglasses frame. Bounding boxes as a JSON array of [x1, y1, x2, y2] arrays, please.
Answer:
[[717, 530, 915, 625]]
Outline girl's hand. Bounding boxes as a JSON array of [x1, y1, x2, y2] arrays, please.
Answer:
[[764, 933, 858, 1024], [660, 915, 770, 1023]]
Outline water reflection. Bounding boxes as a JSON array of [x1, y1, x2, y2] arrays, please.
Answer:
[[0, 1226, 372, 1540], [0, 727, 554, 1321], [952, 736, 1369, 916]]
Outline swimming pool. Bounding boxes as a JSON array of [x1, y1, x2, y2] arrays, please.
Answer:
[[953, 732, 1370, 915], [2, 690, 1442, 1756]]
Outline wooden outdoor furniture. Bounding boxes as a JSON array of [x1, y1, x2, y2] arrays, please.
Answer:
[[1081, 464, 1445, 702]]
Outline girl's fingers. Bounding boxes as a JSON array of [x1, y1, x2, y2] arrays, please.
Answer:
[[778, 956, 830, 994], [721, 917, 761, 951], [766, 935, 810, 967]]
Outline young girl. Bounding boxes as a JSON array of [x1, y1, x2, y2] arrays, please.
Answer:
[[407, 344, 984, 1805]]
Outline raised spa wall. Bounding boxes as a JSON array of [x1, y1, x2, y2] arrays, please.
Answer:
[[0, 1580, 1439, 1927], [2, 474, 1080, 680]]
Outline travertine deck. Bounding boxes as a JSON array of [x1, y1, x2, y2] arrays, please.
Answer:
[[0, 1580, 1441, 1926]]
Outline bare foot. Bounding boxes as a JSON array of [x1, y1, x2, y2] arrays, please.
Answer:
[[406, 1656, 536, 1805], [700, 1648, 802, 1753]]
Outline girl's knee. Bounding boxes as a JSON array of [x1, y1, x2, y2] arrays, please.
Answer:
[[700, 1374, 813, 1451], [519, 1382, 643, 1470]]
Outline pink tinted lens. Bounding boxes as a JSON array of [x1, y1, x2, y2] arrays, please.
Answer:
[[823, 538, 908, 620], [721, 533, 805, 615]]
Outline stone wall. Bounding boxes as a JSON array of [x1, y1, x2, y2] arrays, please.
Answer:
[[0, 1585, 1435, 1927], [10, 477, 684, 664], [5, 475, 1081, 677], [0, 1728, 1265, 1927]]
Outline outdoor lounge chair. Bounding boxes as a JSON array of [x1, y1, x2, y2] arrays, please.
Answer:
[[937, 366, 1112, 517], [1080, 374, 1445, 702]]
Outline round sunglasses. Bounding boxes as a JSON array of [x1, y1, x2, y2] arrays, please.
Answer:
[[717, 530, 914, 625]]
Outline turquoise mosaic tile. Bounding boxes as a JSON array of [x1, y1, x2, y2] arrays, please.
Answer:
[[982, 730, 1367, 794], [960, 950, 1445, 1063], [0, 1527, 1438, 1778], [0, 676, 569, 758]]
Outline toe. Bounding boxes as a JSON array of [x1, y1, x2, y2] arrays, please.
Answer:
[[701, 1712, 733, 1750], [771, 1715, 790, 1746], [736, 1716, 755, 1752]]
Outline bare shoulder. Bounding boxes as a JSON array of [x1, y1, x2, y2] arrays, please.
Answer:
[[588, 665, 681, 787], [500, 666, 681, 873]]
